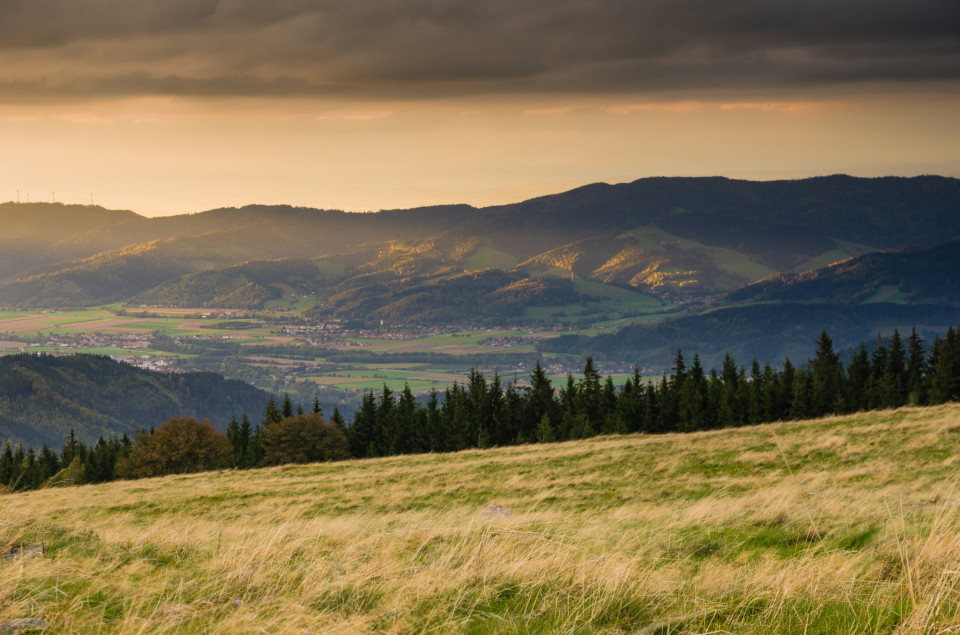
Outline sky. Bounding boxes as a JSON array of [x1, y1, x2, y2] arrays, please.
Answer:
[[1, 0, 958, 216]]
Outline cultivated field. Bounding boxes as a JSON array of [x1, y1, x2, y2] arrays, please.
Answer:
[[4, 404, 960, 632]]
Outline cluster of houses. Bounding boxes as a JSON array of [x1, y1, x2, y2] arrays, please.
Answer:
[[40, 332, 151, 350]]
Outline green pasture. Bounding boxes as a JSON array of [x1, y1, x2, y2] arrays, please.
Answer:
[[864, 285, 910, 304], [794, 237, 878, 273], [314, 259, 346, 277], [301, 377, 452, 393], [462, 246, 518, 271], [572, 279, 669, 310]]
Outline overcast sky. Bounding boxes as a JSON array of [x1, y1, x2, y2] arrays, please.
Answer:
[[1, 0, 958, 214]]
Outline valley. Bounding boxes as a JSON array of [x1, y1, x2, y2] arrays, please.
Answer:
[[0, 305, 643, 408], [2, 175, 959, 414]]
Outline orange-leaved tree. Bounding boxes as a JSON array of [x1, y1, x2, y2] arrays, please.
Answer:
[[116, 416, 233, 479]]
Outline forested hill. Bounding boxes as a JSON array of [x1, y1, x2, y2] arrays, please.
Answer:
[[542, 303, 960, 369], [0, 354, 270, 448], [724, 240, 960, 306]]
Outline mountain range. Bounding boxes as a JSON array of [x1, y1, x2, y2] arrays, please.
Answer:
[[2, 174, 959, 365]]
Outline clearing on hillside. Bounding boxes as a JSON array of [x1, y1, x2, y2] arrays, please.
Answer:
[[4, 405, 960, 632]]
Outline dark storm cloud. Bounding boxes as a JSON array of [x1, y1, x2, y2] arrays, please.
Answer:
[[0, 0, 958, 101]]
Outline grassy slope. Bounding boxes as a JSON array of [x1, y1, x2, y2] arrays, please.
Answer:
[[4, 404, 960, 632]]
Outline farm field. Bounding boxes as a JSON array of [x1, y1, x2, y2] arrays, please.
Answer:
[[4, 404, 960, 632], [0, 308, 647, 404], [300, 367, 468, 393], [0, 310, 275, 341], [335, 329, 553, 355]]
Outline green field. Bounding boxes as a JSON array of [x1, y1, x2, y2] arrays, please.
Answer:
[[865, 285, 911, 304], [794, 237, 878, 273], [301, 367, 466, 392], [0, 309, 588, 402], [462, 246, 518, 271], [4, 404, 960, 632]]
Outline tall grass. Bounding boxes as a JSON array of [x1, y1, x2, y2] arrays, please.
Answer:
[[3, 404, 960, 632]]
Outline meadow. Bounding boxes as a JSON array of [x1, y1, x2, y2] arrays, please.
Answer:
[[3, 404, 960, 633]]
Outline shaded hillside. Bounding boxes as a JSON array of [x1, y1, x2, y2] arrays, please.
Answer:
[[725, 241, 960, 306], [0, 203, 157, 281], [310, 269, 578, 325], [0, 242, 193, 308], [544, 303, 960, 369], [479, 175, 960, 250], [0, 354, 270, 448]]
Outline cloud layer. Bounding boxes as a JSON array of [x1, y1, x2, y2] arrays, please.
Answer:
[[1, 0, 958, 101]]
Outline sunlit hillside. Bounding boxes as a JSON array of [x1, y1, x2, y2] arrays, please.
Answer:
[[4, 404, 960, 632]]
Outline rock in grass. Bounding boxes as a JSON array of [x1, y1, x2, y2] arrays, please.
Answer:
[[486, 504, 511, 517], [0, 618, 49, 633], [2, 544, 44, 562]]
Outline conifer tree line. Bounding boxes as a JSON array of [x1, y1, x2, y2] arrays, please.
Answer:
[[342, 327, 960, 456], [2, 326, 960, 493]]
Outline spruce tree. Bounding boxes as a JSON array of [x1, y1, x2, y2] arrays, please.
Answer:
[[810, 331, 842, 417], [906, 327, 927, 405], [535, 413, 556, 443]]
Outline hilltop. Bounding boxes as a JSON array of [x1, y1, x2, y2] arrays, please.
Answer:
[[3, 404, 960, 632]]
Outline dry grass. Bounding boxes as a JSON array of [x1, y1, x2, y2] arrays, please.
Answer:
[[4, 405, 960, 633]]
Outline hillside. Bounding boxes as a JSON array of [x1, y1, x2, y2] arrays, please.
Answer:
[[0, 355, 270, 448], [3, 405, 960, 632], [725, 240, 960, 306], [133, 258, 332, 308], [1, 176, 958, 314], [545, 302, 960, 368]]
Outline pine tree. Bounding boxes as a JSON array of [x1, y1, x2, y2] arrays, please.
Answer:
[[880, 329, 907, 408], [810, 331, 842, 417], [526, 361, 556, 441], [487, 372, 505, 446], [262, 397, 282, 428], [348, 391, 379, 458], [718, 353, 742, 427], [845, 345, 871, 413], [226, 415, 242, 465], [679, 353, 709, 431], [424, 390, 444, 452], [238, 414, 252, 467], [376, 384, 397, 456], [906, 327, 927, 405], [580, 357, 602, 432], [535, 413, 556, 443]]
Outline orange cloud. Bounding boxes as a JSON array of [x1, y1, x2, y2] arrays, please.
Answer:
[[608, 101, 819, 114]]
